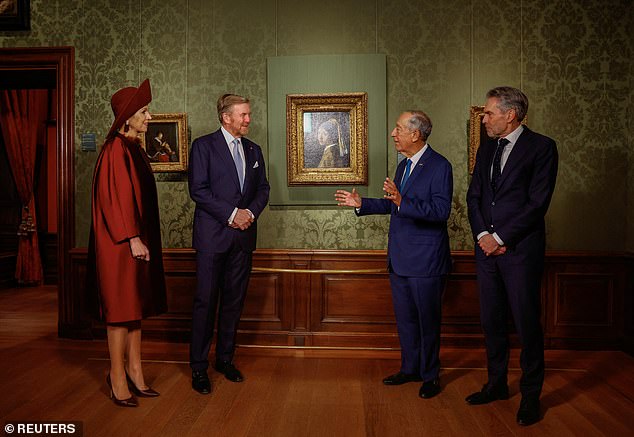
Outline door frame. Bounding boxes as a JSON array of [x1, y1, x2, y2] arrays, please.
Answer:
[[0, 47, 77, 337]]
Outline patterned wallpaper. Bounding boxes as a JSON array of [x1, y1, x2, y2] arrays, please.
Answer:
[[1, 0, 632, 251]]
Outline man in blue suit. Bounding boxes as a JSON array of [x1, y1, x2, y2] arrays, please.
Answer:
[[335, 110, 453, 399], [466, 87, 558, 425], [188, 94, 270, 394]]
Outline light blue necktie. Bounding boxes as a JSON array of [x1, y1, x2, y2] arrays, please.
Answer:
[[401, 159, 412, 189], [232, 138, 244, 190]]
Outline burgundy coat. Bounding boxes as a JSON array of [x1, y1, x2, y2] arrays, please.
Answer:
[[87, 133, 167, 323]]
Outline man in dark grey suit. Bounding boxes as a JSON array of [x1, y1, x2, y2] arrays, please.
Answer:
[[466, 86, 558, 425], [188, 94, 270, 394]]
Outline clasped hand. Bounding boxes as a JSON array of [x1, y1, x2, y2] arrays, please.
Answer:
[[478, 233, 507, 257], [230, 208, 254, 230]]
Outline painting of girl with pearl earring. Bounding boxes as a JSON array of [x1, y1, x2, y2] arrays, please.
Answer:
[[286, 93, 367, 185]]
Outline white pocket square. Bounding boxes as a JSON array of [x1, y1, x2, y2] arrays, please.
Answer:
[[253, 161, 259, 168]]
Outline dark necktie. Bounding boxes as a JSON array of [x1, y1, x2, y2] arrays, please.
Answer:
[[491, 138, 509, 193], [401, 159, 412, 189]]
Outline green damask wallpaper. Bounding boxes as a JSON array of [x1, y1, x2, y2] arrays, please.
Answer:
[[1, 0, 632, 251]]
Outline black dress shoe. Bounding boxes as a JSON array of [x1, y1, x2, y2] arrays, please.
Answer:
[[214, 361, 244, 382], [419, 379, 441, 399], [382, 371, 423, 386], [465, 383, 509, 405], [192, 370, 212, 394], [516, 396, 540, 426]]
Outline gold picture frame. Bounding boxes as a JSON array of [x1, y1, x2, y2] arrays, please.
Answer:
[[469, 105, 527, 174], [286, 93, 368, 185], [140, 112, 188, 172], [468, 106, 486, 175]]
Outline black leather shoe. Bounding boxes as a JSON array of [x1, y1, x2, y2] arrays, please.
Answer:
[[192, 370, 212, 394], [214, 361, 244, 382], [516, 396, 540, 426], [382, 372, 423, 386], [465, 383, 509, 405], [419, 378, 441, 399]]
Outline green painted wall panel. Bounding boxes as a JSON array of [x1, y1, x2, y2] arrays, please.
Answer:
[[267, 54, 387, 206], [0, 0, 631, 252]]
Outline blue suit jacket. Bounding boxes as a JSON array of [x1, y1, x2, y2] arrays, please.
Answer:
[[188, 129, 270, 253], [467, 127, 558, 252], [358, 146, 453, 277]]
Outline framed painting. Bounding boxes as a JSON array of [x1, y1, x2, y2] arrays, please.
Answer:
[[140, 112, 188, 172], [0, 0, 30, 30], [286, 92, 367, 185]]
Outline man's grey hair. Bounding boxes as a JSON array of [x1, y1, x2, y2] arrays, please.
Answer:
[[486, 86, 529, 122], [404, 110, 433, 142], [217, 93, 250, 123]]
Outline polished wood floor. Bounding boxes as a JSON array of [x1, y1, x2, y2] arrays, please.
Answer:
[[0, 286, 632, 436]]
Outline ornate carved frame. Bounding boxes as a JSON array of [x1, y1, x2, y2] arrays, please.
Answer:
[[286, 93, 367, 185], [140, 112, 188, 172]]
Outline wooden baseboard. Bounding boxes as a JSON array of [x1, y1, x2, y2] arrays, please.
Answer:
[[64, 248, 633, 352]]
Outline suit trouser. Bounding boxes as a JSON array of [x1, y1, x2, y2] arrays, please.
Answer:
[[475, 242, 545, 398], [190, 244, 252, 371], [389, 272, 445, 381]]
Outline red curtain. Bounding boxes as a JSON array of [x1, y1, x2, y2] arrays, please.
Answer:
[[0, 89, 48, 285]]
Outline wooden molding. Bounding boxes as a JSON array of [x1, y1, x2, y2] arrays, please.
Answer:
[[66, 248, 633, 352], [0, 47, 76, 335]]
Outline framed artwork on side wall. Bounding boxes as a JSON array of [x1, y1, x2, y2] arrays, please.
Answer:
[[140, 112, 188, 173], [0, 0, 30, 30]]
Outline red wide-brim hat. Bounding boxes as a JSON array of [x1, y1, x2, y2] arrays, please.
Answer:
[[106, 79, 152, 139]]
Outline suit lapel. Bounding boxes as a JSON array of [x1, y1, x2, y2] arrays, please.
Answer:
[[400, 146, 433, 195], [214, 130, 241, 191]]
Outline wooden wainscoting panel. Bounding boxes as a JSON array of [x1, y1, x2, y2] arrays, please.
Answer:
[[319, 274, 394, 324], [63, 248, 631, 352], [163, 273, 196, 315], [241, 272, 282, 323], [555, 273, 613, 327], [545, 253, 626, 349]]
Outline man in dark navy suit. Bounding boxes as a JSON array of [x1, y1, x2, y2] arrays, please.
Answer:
[[336, 110, 453, 399], [188, 94, 270, 394], [466, 86, 558, 425]]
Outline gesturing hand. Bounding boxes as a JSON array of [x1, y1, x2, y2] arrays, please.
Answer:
[[382, 177, 401, 207], [335, 188, 362, 208]]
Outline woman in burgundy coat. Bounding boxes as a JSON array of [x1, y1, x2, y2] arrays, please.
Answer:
[[88, 79, 167, 407]]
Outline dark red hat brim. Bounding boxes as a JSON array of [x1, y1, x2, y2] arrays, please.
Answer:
[[106, 79, 152, 139]]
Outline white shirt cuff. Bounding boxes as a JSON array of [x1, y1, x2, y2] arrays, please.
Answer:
[[228, 207, 238, 225]]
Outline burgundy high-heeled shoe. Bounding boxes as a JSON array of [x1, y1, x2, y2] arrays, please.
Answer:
[[125, 371, 160, 397], [106, 374, 138, 407]]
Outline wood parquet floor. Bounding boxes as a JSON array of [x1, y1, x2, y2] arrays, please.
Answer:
[[0, 286, 632, 436]]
